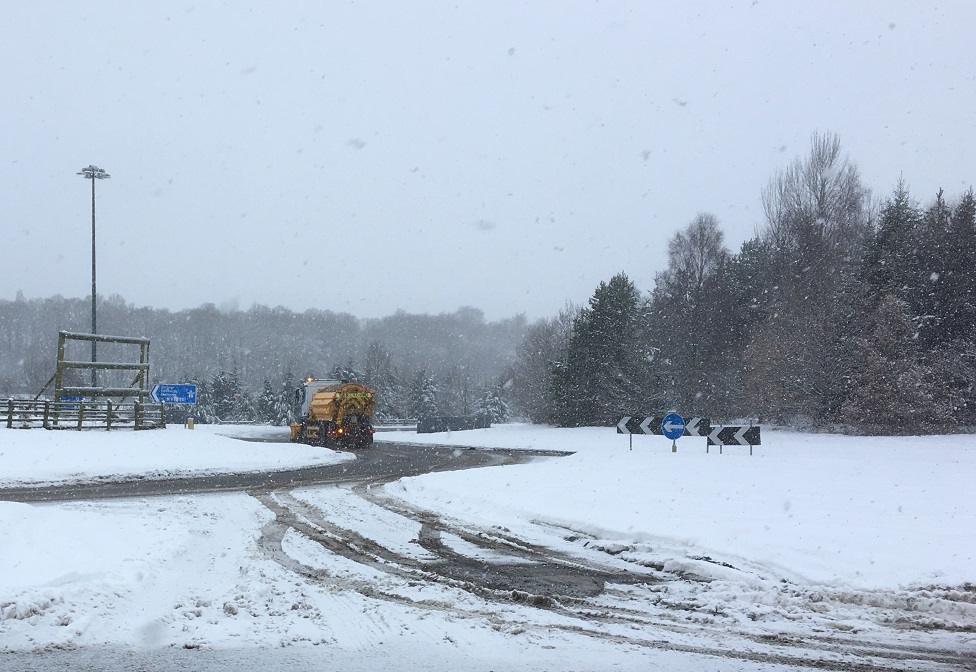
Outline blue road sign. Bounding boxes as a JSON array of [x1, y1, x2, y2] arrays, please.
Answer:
[[151, 383, 198, 405], [60, 394, 81, 410], [660, 412, 686, 441]]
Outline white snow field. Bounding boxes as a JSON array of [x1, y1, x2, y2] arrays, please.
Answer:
[[0, 494, 754, 671], [0, 423, 344, 486], [0, 424, 973, 670], [381, 424, 976, 590]]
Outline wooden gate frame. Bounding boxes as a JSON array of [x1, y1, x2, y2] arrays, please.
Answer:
[[53, 330, 152, 402]]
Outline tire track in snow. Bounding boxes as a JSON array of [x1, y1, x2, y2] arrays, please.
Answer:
[[254, 487, 974, 671]]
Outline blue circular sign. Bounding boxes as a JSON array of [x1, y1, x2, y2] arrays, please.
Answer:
[[660, 412, 685, 440]]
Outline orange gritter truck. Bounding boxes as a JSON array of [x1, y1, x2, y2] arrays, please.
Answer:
[[289, 379, 375, 449]]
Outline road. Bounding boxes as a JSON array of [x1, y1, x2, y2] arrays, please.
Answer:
[[0, 442, 564, 503], [1, 440, 972, 671]]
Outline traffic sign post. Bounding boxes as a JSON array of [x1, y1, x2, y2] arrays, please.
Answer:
[[618, 414, 760, 455], [616, 415, 710, 437], [660, 412, 685, 452], [150, 383, 198, 405]]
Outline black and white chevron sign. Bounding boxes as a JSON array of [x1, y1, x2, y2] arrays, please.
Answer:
[[706, 425, 761, 446], [616, 416, 711, 437], [683, 416, 710, 437], [615, 416, 656, 434]]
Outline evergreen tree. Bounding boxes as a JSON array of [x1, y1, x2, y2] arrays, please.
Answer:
[[549, 273, 649, 426], [842, 295, 951, 433], [191, 375, 219, 424], [230, 387, 256, 422], [256, 379, 277, 424], [940, 189, 976, 343], [362, 342, 406, 420], [916, 189, 953, 346], [699, 238, 775, 418], [478, 385, 510, 423], [273, 378, 297, 426], [409, 370, 440, 418], [864, 182, 922, 303], [209, 370, 254, 422]]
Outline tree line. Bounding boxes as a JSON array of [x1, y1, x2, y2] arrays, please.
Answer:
[[511, 133, 976, 434], [162, 359, 509, 426], [0, 301, 522, 424]]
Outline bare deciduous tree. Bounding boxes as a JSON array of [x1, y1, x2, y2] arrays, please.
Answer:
[[761, 131, 872, 258], [665, 213, 727, 297]]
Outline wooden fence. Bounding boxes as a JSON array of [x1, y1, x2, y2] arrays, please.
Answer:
[[3, 399, 165, 430]]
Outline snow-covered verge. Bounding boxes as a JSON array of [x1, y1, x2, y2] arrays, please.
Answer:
[[0, 495, 746, 670], [0, 424, 347, 486], [385, 424, 976, 591], [1, 423, 972, 667]]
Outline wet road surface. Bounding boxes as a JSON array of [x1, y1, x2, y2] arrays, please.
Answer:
[[0, 442, 566, 503]]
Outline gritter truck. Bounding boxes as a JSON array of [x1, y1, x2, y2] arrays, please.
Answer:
[[289, 378, 375, 449]]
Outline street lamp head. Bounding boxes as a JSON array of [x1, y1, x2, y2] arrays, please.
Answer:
[[77, 165, 111, 180]]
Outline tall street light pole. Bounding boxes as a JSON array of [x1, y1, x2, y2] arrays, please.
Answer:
[[77, 165, 110, 388]]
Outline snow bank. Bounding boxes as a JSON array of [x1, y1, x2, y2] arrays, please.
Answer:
[[0, 497, 730, 669], [0, 494, 276, 650], [0, 424, 348, 486], [387, 424, 976, 590]]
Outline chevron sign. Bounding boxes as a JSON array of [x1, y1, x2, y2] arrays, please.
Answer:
[[616, 416, 711, 437], [706, 425, 761, 446]]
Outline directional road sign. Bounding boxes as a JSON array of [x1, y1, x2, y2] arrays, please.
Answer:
[[706, 425, 761, 446], [151, 383, 198, 405], [60, 394, 81, 410], [617, 416, 711, 436], [660, 413, 685, 440]]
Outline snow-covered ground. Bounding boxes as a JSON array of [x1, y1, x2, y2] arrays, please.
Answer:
[[0, 424, 346, 486], [0, 494, 746, 670], [1, 423, 973, 669], [383, 424, 976, 590]]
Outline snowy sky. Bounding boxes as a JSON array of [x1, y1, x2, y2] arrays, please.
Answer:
[[2, 1, 973, 320]]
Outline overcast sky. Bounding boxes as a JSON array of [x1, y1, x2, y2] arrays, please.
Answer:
[[2, 1, 973, 320]]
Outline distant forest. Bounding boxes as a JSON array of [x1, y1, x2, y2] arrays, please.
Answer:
[[2, 133, 973, 433], [0, 300, 526, 422]]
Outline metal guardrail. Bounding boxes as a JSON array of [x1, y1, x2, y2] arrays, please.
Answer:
[[372, 418, 419, 432], [3, 399, 165, 430], [374, 418, 417, 426], [417, 415, 491, 434]]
